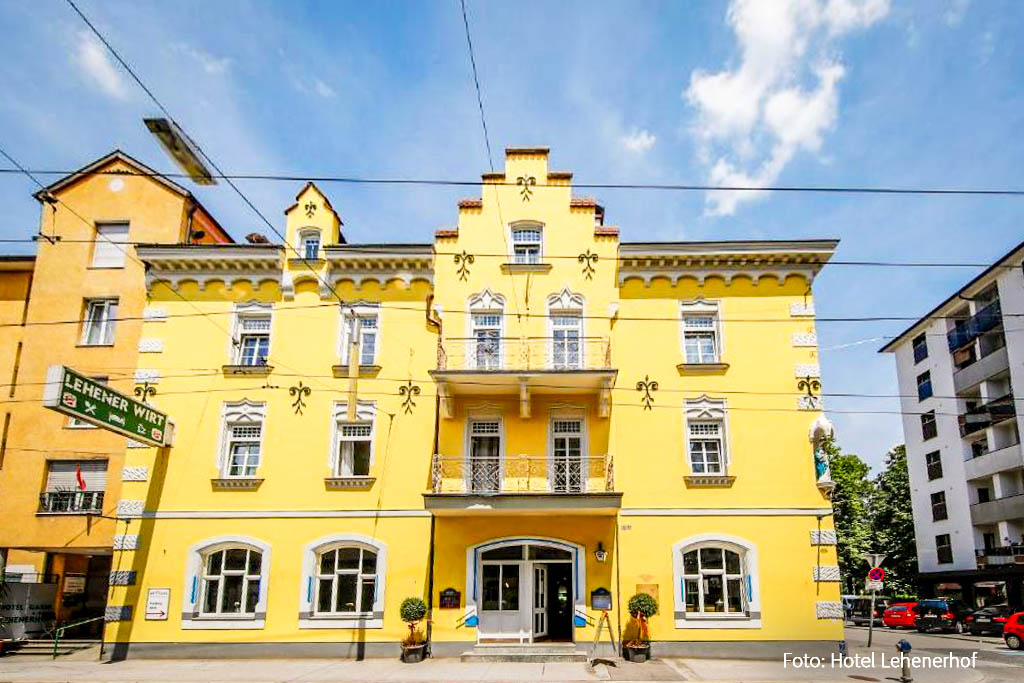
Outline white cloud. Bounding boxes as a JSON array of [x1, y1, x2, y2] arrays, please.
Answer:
[[685, 0, 889, 215], [944, 0, 970, 27], [172, 43, 231, 75], [73, 31, 127, 99], [313, 79, 336, 99], [621, 128, 656, 153]]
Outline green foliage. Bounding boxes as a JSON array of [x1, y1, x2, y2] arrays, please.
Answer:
[[399, 597, 427, 624], [829, 442, 874, 594], [870, 445, 919, 595], [627, 592, 658, 619]]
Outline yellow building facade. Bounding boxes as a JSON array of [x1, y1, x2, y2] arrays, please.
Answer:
[[105, 148, 842, 659]]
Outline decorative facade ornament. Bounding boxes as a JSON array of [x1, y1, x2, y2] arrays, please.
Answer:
[[797, 375, 821, 400], [134, 382, 157, 404], [794, 364, 820, 378], [109, 570, 137, 586], [304, 201, 316, 218], [516, 175, 536, 201], [808, 414, 836, 494], [798, 395, 823, 411], [578, 250, 598, 279], [142, 307, 168, 322], [105, 606, 133, 622], [116, 500, 145, 517], [790, 302, 815, 317], [810, 529, 837, 545], [812, 566, 841, 582], [289, 382, 311, 415], [792, 331, 817, 347], [399, 380, 421, 414], [113, 534, 140, 550], [815, 601, 843, 620], [454, 251, 474, 280], [138, 338, 164, 353], [134, 369, 160, 384], [121, 466, 149, 482], [636, 375, 658, 410]]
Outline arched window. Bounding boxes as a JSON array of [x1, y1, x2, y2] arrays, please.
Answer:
[[672, 534, 761, 628], [200, 546, 262, 616], [299, 229, 321, 259], [314, 545, 378, 615]]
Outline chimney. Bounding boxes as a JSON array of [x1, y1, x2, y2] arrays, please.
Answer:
[[245, 232, 270, 244]]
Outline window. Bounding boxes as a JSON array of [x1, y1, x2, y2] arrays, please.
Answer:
[[511, 227, 542, 264], [235, 314, 270, 366], [224, 423, 261, 478], [301, 231, 321, 260], [921, 410, 937, 440], [81, 299, 118, 345], [336, 422, 372, 477], [983, 532, 996, 550], [472, 313, 502, 369], [917, 371, 933, 401], [931, 491, 948, 521], [971, 438, 989, 458], [912, 333, 928, 364], [682, 546, 746, 615], [481, 563, 520, 611], [200, 547, 262, 616], [91, 223, 129, 268], [468, 419, 501, 492], [340, 306, 380, 367], [688, 422, 724, 475], [551, 314, 582, 369], [314, 546, 377, 615], [39, 460, 106, 513], [977, 486, 991, 503], [551, 418, 583, 492], [935, 534, 953, 564], [681, 301, 721, 364], [925, 451, 943, 480]]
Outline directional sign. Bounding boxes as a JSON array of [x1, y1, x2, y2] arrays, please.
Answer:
[[43, 366, 174, 447], [868, 567, 885, 582], [145, 588, 170, 620]]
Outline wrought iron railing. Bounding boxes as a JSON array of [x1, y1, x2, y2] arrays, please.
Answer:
[[430, 454, 614, 494], [435, 336, 611, 372], [38, 491, 104, 514]]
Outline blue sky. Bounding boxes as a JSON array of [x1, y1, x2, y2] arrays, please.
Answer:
[[1, 0, 1021, 470]]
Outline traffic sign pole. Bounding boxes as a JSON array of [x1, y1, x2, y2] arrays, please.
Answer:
[[862, 554, 886, 649]]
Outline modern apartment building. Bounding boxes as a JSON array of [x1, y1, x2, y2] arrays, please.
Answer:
[[0, 151, 230, 638], [103, 148, 843, 659], [881, 240, 1024, 607]]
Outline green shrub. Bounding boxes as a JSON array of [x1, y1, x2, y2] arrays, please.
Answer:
[[627, 592, 658, 619], [400, 597, 427, 624]]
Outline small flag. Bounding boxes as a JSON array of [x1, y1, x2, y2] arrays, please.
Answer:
[[75, 464, 87, 491]]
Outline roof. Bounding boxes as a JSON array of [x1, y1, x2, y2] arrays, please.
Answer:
[[620, 239, 840, 254], [0, 255, 35, 272], [33, 149, 190, 200], [284, 181, 343, 227], [879, 236, 1024, 353]]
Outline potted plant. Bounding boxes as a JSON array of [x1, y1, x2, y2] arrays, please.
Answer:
[[623, 592, 658, 663], [399, 597, 428, 663]]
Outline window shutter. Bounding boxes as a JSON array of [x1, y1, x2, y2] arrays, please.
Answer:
[[45, 461, 108, 491], [91, 224, 129, 268]]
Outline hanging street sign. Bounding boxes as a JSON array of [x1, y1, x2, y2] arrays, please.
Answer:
[[43, 366, 174, 448]]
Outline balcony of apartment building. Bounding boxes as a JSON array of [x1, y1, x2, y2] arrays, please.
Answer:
[[959, 393, 1017, 438], [430, 335, 617, 419], [949, 298, 1007, 394], [423, 452, 621, 515], [971, 492, 1024, 527], [37, 490, 104, 515], [975, 545, 1024, 568]]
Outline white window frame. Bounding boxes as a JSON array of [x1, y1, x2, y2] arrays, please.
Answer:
[[299, 229, 321, 260], [467, 290, 506, 370], [81, 298, 119, 346], [182, 536, 271, 629], [684, 396, 730, 477], [198, 546, 263, 617], [465, 412, 504, 493], [547, 288, 585, 370], [218, 400, 266, 478], [340, 304, 380, 366], [680, 300, 722, 364], [548, 408, 587, 493], [330, 402, 376, 478], [510, 223, 543, 264], [672, 534, 761, 629], [312, 545, 379, 617], [231, 302, 273, 366], [299, 534, 387, 629], [90, 222, 129, 268]]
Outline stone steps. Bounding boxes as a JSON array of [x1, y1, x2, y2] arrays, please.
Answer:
[[2, 639, 101, 657], [460, 643, 590, 662]]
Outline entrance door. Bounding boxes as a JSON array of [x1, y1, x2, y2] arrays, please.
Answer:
[[532, 564, 548, 639]]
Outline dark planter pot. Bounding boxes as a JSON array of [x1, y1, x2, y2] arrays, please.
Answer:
[[624, 644, 650, 663], [401, 643, 427, 663]]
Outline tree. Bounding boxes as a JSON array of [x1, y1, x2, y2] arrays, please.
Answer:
[[828, 440, 873, 594], [870, 445, 919, 596]]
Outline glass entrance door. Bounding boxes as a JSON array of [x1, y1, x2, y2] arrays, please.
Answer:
[[532, 564, 548, 638]]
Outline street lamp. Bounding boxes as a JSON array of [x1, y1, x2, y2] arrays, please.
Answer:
[[144, 118, 217, 185]]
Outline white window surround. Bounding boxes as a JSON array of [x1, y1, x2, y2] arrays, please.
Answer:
[[298, 228, 321, 260], [547, 289, 585, 368], [329, 401, 377, 476], [508, 221, 544, 263], [230, 301, 273, 365], [467, 290, 505, 370], [548, 406, 588, 493], [81, 299, 119, 346], [181, 535, 271, 629], [671, 534, 761, 629], [299, 533, 387, 628], [339, 303, 380, 366], [684, 396, 730, 476], [218, 400, 267, 477], [680, 299, 723, 364], [465, 407, 504, 492]]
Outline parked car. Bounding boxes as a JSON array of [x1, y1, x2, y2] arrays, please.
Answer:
[[850, 596, 892, 625], [882, 602, 917, 628], [1003, 611, 1024, 650], [915, 599, 971, 633], [965, 605, 1016, 636]]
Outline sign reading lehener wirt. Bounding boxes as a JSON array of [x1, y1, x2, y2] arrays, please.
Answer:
[[43, 365, 174, 448]]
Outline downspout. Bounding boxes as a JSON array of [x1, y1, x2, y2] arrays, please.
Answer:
[[424, 295, 442, 657]]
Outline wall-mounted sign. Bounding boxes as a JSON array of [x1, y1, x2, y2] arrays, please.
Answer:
[[439, 588, 460, 609], [63, 574, 86, 594], [145, 588, 170, 620], [590, 587, 612, 611], [43, 366, 174, 447]]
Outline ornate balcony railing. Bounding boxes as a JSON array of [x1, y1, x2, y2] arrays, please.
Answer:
[[38, 491, 104, 514], [435, 336, 611, 372], [430, 453, 614, 494]]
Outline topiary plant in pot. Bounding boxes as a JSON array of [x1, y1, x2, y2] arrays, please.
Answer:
[[399, 597, 428, 663], [623, 592, 658, 662]]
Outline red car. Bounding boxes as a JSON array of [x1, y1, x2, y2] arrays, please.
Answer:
[[882, 602, 917, 628], [1004, 611, 1024, 650]]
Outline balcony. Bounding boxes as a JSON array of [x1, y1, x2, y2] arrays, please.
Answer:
[[947, 300, 1002, 352], [423, 453, 621, 515], [964, 442, 1024, 481], [37, 491, 104, 515], [975, 546, 1024, 567], [970, 492, 1024, 526], [958, 393, 1016, 437], [953, 345, 1009, 394], [431, 337, 616, 418]]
